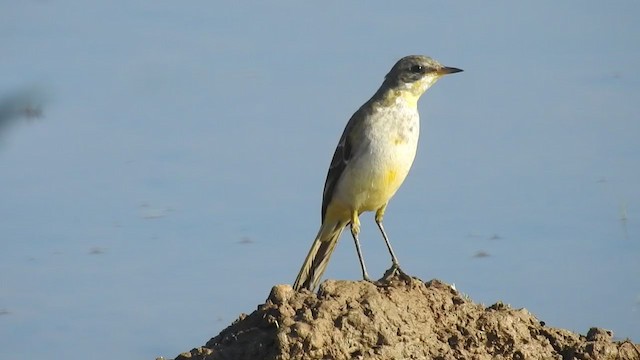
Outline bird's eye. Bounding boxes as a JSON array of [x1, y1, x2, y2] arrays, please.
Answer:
[[409, 65, 424, 73]]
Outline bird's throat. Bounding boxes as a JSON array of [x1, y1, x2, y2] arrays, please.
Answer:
[[379, 88, 420, 109]]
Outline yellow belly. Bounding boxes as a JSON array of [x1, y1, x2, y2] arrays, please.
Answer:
[[331, 154, 413, 216], [361, 166, 409, 211], [329, 101, 419, 216]]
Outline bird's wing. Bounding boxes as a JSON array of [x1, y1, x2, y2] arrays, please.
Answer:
[[321, 109, 366, 222]]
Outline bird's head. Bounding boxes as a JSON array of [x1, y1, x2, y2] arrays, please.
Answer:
[[381, 55, 462, 107]]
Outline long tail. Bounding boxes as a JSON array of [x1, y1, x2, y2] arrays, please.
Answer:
[[293, 220, 346, 291]]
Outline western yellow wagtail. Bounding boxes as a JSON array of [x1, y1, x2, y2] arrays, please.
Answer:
[[293, 55, 462, 291]]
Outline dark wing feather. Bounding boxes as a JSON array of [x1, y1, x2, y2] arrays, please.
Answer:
[[321, 136, 350, 221], [321, 109, 365, 222]]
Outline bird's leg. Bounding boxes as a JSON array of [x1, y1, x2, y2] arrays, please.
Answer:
[[375, 205, 399, 266], [350, 211, 371, 282], [375, 206, 411, 282]]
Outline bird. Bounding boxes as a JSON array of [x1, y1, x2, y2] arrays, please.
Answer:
[[293, 55, 462, 291]]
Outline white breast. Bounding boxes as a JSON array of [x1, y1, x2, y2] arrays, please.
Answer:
[[334, 104, 420, 213]]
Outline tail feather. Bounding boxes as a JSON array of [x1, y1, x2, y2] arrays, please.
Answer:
[[293, 221, 346, 291]]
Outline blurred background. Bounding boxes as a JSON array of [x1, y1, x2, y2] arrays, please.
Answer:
[[1, 1, 639, 359]]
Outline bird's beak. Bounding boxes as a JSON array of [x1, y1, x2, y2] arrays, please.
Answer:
[[437, 66, 463, 75]]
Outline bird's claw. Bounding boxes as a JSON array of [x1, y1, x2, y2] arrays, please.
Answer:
[[376, 264, 413, 286]]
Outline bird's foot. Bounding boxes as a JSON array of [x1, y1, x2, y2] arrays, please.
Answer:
[[378, 264, 413, 285]]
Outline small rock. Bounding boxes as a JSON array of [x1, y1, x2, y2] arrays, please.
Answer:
[[268, 284, 294, 305], [586, 327, 613, 341]]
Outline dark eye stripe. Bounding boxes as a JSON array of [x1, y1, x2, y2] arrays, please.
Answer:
[[409, 65, 424, 74]]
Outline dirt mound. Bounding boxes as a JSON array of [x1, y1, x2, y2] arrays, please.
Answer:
[[166, 276, 639, 360]]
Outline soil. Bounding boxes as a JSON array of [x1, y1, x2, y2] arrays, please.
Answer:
[[163, 275, 640, 360]]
